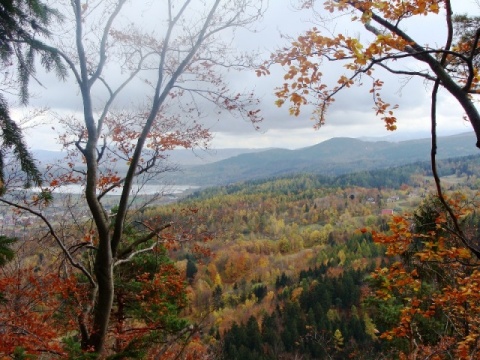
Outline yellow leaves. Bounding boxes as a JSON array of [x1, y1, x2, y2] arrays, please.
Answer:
[[345, 38, 367, 65], [372, 1, 388, 12], [429, 2, 440, 13], [290, 287, 303, 302], [324, 0, 336, 13], [361, 10, 372, 24], [369, 78, 399, 131], [457, 248, 472, 259], [303, 76, 312, 84], [283, 66, 298, 80]]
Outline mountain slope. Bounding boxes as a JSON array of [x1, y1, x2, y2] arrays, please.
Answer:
[[169, 132, 479, 185]]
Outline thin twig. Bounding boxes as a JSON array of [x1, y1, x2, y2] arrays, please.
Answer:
[[0, 198, 96, 285]]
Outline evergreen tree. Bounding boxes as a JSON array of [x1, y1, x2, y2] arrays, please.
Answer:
[[185, 258, 198, 283], [261, 313, 283, 357], [245, 316, 262, 353], [252, 283, 267, 302], [0, 235, 15, 267], [212, 284, 224, 310], [0, 0, 65, 190]]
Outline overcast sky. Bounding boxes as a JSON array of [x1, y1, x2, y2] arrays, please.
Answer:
[[14, 0, 480, 151]]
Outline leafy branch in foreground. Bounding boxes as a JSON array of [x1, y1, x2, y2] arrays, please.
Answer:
[[366, 194, 480, 359], [262, 1, 480, 145]]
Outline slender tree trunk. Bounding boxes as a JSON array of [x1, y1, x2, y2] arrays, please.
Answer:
[[59, 0, 264, 354], [88, 235, 114, 352], [81, 124, 115, 355], [72, 0, 117, 351]]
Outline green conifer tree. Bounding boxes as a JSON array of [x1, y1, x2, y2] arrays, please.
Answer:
[[0, 0, 66, 190]]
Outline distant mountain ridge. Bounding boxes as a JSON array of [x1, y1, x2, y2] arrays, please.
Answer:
[[166, 132, 480, 186], [31, 147, 269, 166], [32, 132, 480, 187]]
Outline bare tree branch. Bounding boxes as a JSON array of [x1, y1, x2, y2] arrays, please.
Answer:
[[0, 197, 96, 285]]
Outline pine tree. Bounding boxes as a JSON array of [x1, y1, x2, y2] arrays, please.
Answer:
[[186, 258, 198, 283], [0, 0, 66, 190], [0, 235, 15, 267]]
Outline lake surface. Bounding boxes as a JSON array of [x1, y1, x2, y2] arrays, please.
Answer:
[[31, 184, 200, 195]]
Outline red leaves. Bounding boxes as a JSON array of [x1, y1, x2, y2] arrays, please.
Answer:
[[97, 173, 121, 191], [50, 110, 213, 196], [136, 264, 187, 311], [0, 268, 81, 357]]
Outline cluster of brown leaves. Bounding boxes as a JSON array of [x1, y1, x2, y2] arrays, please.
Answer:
[[368, 194, 480, 359]]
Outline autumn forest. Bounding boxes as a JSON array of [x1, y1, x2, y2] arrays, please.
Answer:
[[1, 1, 480, 359]]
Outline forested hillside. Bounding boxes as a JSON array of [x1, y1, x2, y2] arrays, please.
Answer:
[[165, 133, 479, 186], [145, 156, 480, 359], [2, 150, 480, 358]]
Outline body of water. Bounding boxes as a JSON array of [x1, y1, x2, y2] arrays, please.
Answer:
[[32, 184, 200, 196]]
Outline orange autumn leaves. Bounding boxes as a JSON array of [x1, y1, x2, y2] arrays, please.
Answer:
[[264, 24, 405, 129], [0, 263, 191, 358], [0, 269, 83, 357], [261, 0, 479, 132], [321, 0, 442, 18], [367, 195, 480, 359]]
